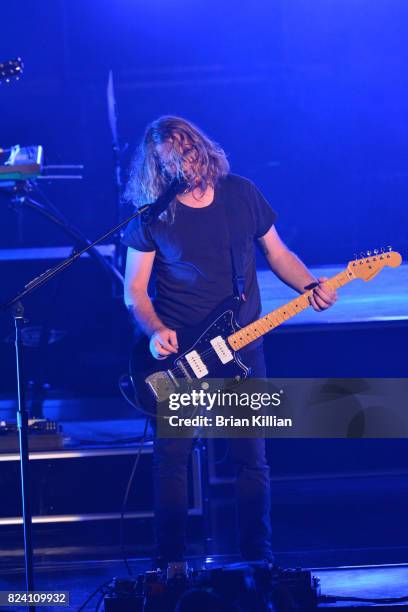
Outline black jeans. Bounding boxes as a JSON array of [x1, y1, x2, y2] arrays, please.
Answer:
[[152, 346, 272, 563]]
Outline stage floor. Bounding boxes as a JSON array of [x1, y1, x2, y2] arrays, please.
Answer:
[[1, 559, 407, 609], [258, 263, 407, 326]]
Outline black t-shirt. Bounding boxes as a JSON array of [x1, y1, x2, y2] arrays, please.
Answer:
[[122, 173, 277, 337]]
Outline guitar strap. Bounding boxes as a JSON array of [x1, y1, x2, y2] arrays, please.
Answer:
[[220, 191, 246, 303]]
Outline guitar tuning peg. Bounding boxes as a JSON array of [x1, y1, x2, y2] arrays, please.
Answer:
[[359, 252, 365, 259], [380, 246, 385, 254], [366, 250, 372, 257], [387, 245, 393, 252], [373, 248, 379, 255], [353, 253, 358, 261]]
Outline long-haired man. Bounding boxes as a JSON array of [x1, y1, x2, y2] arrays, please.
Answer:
[[123, 116, 336, 567]]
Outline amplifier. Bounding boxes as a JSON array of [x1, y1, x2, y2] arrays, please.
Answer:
[[0, 418, 64, 452], [0, 445, 202, 526]]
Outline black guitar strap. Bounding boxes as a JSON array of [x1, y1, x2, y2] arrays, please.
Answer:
[[220, 191, 246, 303]]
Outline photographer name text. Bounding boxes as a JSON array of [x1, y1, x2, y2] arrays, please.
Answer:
[[167, 415, 293, 428]]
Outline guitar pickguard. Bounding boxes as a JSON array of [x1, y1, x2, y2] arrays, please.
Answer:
[[174, 308, 249, 382], [131, 298, 250, 410]]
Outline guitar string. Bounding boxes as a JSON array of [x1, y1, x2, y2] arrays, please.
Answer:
[[166, 319, 284, 377], [168, 322, 278, 375], [170, 347, 222, 378], [152, 270, 383, 382], [163, 292, 316, 375], [161, 296, 316, 377], [169, 344, 249, 379]]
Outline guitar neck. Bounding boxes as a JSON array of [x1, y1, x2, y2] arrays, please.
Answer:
[[227, 268, 355, 351]]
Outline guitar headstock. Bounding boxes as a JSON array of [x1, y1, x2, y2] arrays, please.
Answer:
[[0, 58, 24, 84], [347, 247, 402, 281]]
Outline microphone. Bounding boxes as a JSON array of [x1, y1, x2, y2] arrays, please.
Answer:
[[141, 178, 187, 224]]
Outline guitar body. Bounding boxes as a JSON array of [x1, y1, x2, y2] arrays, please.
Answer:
[[130, 297, 251, 414]]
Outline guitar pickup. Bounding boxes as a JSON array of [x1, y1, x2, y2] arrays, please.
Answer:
[[210, 336, 234, 364], [185, 350, 209, 379]]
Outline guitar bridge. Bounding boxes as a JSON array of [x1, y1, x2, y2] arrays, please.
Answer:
[[145, 371, 178, 402]]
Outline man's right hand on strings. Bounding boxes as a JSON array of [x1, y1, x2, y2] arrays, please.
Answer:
[[149, 327, 179, 359]]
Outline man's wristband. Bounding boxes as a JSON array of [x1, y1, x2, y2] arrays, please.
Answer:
[[304, 280, 319, 291]]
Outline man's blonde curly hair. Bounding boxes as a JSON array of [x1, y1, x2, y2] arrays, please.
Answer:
[[124, 116, 230, 217]]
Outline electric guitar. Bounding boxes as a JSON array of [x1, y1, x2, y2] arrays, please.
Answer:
[[130, 250, 402, 413]]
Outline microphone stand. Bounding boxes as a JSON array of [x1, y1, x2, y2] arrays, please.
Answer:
[[107, 70, 126, 273], [0, 201, 153, 608]]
